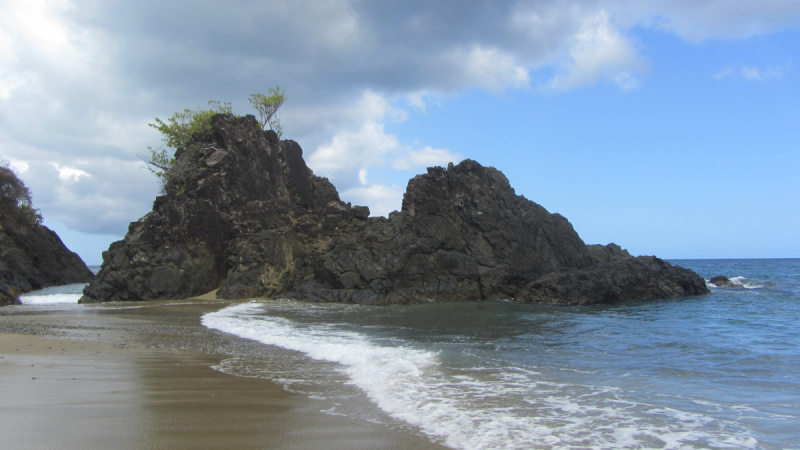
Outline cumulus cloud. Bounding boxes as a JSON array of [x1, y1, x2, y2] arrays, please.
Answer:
[[15, 158, 158, 235], [0, 0, 162, 236], [546, 11, 647, 92], [339, 183, 406, 218], [310, 121, 399, 189], [463, 46, 531, 91], [406, 92, 429, 112], [306, 91, 406, 190], [1, 0, 799, 240], [306, 92, 462, 213]]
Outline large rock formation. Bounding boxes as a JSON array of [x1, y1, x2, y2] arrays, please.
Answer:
[[81, 114, 708, 305], [0, 166, 94, 305]]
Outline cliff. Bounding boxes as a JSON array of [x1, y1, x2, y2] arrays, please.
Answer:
[[0, 167, 94, 305], [81, 114, 708, 305]]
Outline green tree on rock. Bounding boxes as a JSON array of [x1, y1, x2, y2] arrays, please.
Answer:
[[249, 86, 285, 138], [0, 159, 43, 225], [142, 88, 286, 192], [141, 100, 233, 184]]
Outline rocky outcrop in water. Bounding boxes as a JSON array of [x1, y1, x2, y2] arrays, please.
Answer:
[[0, 166, 94, 305], [709, 275, 741, 288], [81, 114, 709, 305]]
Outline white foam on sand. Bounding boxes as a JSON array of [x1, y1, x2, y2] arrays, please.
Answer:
[[203, 301, 757, 450]]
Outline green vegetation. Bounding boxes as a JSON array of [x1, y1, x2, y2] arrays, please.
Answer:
[[142, 100, 233, 184], [0, 159, 43, 226], [149, 100, 233, 150], [248, 86, 285, 138], [142, 88, 285, 194]]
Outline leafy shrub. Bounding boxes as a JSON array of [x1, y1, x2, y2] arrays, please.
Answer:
[[249, 87, 285, 137], [0, 159, 43, 226], [141, 89, 285, 194], [141, 101, 232, 193]]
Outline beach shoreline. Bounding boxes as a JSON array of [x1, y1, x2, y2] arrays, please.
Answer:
[[0, 297, 447, 450]]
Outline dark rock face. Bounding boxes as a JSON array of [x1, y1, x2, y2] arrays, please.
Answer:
[[518, 256, 709, 305], [709, 275, 740, 288], [81, 114, 709, 305], [1, 202, 94, 306]]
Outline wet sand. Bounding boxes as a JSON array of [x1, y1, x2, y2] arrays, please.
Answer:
[[0, 298, 448, 450]]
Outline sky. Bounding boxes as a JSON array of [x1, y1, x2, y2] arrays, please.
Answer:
[[1, 0, 798, 264]]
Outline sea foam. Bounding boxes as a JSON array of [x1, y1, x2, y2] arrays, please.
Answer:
[[19, 293, 82, 304], [728, 276, 764, 289], [18, 283, 86, 304], [203, 301, 755, 450]]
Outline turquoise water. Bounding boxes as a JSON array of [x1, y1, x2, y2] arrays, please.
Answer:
[[204, 259, 800, 449]]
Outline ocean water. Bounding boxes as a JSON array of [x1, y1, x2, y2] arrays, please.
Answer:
[[17, 265, 100, 305], [18, 282, 87, 304], [203, 259, 800, 450]]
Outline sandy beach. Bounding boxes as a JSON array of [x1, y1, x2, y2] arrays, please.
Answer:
[[0, 297, 447, 450]]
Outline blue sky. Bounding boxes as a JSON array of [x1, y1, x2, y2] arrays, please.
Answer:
[[377, 28, 800, 259], [1, 1, 798, 264]]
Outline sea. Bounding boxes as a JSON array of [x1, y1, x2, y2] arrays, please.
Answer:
[[16, 265, 101, 305], [19, 259, 800, 449]]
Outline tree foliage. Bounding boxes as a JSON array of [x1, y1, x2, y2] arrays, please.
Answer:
[[0, 159, 43, 225], [142, 88, 286, 194], [141, 100, 232, 190], [149, 100, 233, 150], [249, 86, 285, 138]]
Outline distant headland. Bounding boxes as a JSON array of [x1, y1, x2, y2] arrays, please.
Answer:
[[0, 163, 94, 305]]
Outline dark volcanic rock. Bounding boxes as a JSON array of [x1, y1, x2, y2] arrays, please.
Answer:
[[709, 275, 740, 288], [82, 114, 709, 305], [0, 288, 17, 306], [1, 170, 94, 305], [516, 243, 707, 305], [518, 256, 709, 305]]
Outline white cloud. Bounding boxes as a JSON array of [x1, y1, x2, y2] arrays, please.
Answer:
[[546, 11, 647, 92], [1, 0, 799, 242], [636, 0, 800, 42], [407, 92, 427, 112], [17, 158, 158, 235], [463, 46, 531, 91], [740, 65, 786, 81], [713, 63, 790, 81], [309, 120, 399, 187], [339, 183, 405, 217], [391, 147, 462, 171], [3, 158, 29, 174], [306, 90, 462, 199], [53, 164, 90, 181]]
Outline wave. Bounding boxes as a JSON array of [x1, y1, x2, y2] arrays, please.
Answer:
[[18, 283, 87, 304], [728, 277, 764, 289], [706, 277, 764, 289], [18, 293, 82, 304], [202, 301, 756, 450]]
